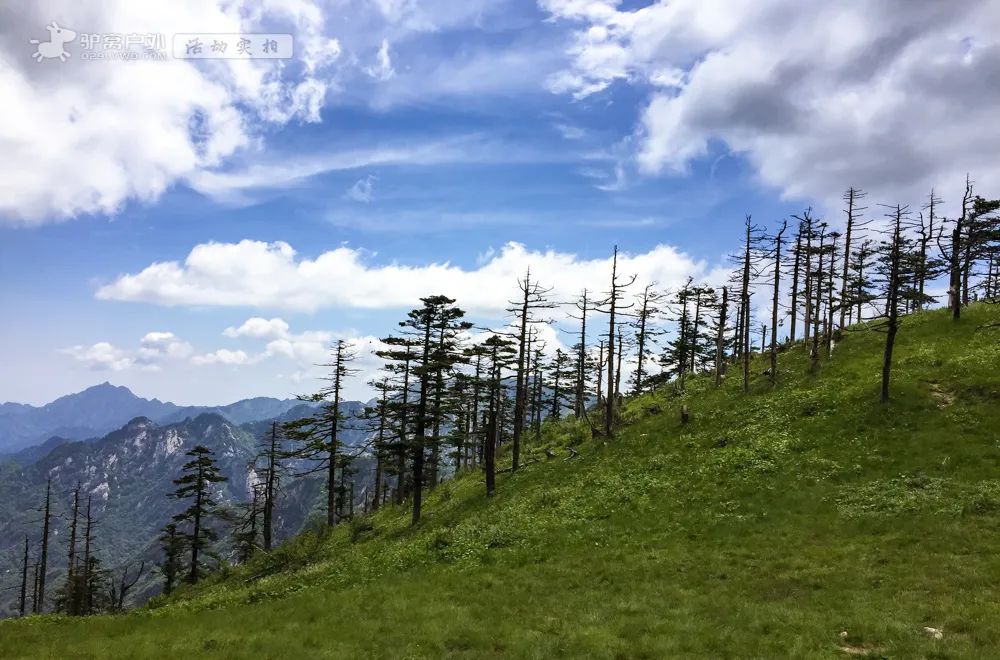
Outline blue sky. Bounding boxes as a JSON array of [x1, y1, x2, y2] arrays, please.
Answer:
[[1, 0, 996, 405]]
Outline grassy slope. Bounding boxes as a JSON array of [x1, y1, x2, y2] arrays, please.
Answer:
[[3, 305, 999, 659]]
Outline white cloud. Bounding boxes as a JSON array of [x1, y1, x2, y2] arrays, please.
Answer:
[[553, 123, 586, 140], [186, 135, 551, 203], [543, 0, 1000, 206], [0, 0, 339, 225], [96, 239, 719, 316], [191, 348, 252, 366], [365, 39, 395, 81], [136, 331, 193, 367], [345, 174, 377, 202], [223, 317, 290, 340], [62, 331, 193, 372], [61, 342, 133, 371]]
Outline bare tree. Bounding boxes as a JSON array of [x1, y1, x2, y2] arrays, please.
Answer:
[[283, 340, 358, 527], [569, 289, 590, 418], [839, 188, 869, 329], [592, 246, 636, 436], [19, 536, 29, 617], [507, 270, 555, 470], [768, 220, 788, 382], [109, 561, 145, 612], [34, 479, 52, 613], [731, 216, 765, 392], [631, 283, 664, 394], [714, 286, 728, 387]]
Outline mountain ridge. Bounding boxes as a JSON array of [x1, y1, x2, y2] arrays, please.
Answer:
[[0, 383, 320, 453]]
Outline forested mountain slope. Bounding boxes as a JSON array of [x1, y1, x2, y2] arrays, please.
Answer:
[[3, 304, 999, 659]]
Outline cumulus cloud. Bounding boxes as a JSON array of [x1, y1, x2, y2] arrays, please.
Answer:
[[96, 239, 721, 315], [135, 331, 193, 368], [62, 331, 192, 372], [61, 342, 133, 371], [190, 349, 253, 366], [543, 0, 1000, 206], [223, 317, 290, 340], [0, 0, 339, 224]]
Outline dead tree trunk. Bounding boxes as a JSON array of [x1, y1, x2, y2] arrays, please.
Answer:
[[770, 221, 787, 383], [714, 286, 728, 387]]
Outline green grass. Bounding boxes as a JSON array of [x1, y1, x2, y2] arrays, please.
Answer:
[[3, 304, 1000, 659]]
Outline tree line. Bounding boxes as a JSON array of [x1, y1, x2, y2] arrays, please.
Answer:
[[13, 178, 998, 615]]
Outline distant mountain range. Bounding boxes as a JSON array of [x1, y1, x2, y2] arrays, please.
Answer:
[[0, 383, 321, 453], [0, 400, 373, 617]]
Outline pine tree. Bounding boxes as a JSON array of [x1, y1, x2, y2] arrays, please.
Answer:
[[731, 216, 766, 392], [714, 286, 729, 387], [34, 479, 52, 614], [547, 349, 574, 420], [767, 221, 788, 382], [843, 238, 878, 324], [253, 421, 284, 551], [376, 336, 420, 504], [283, 340, 358, 527], [399, 295, 470, 524], [592, 246, 636, 436], [507, 271, 555, 469], [838, 188, 869, 329], [481, 334, 516, 496], [873, 204, 923, 403], [169, 445, 228, 584], [365, 377, 394, 511], [18, 536, 29, 617], [631, 283, 665, 394], [159, 522, 183, 596], [569, 289, 591, 419]]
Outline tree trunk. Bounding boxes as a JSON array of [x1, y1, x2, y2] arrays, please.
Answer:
[[19, 536, 28, 617], [740, 218, 753, 393], [35, 480, 51, 613], [605, 248, 618, 437], [770, 223, 786, 383], [512, 271, 530, 472], [190, 466, 204, 583], [714, 287, 728, 387], [411, 316, 433, 525], [263, 422, 277, 551]]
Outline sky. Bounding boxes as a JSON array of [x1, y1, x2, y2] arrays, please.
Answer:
[[0, 0, 997, 406]]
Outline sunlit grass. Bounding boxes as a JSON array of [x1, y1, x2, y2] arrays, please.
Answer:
[[3, 304, 999, 658]]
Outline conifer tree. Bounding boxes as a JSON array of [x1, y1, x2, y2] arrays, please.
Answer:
[[481, 334, 516, 496], [547, 349, 574, 420], [159, 523, 183, 596], [631, 283, 664, 394], [767, 221, 788, 382], [253, 421, 284, 551], [592, 246, 635, 436], [874, 204, 922, 403], [714, 286, 729, 387], [839, 188, 869, 329], [399, 295, 469, 524], [731, 216, 765, 392], [507, 271, 555, 469], [569, 289, 591, 418], [34, 479, 52, 614], [169, 445, 228, 584], [283, 340, 357, 527], [376, 336, 420, 504], [19, 536, 29, 617]]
